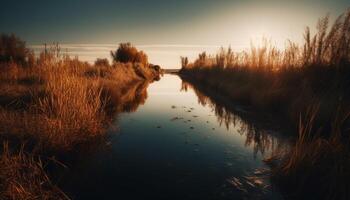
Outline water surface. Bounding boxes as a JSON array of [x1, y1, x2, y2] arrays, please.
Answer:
[[63, 74, 288, 200]]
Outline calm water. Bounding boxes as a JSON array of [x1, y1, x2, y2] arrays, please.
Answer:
[[62, 74, 288, 200]]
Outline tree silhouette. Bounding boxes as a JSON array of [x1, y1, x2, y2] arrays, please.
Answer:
[[111, 43, 148, 66], [0, 33, 30, 65]]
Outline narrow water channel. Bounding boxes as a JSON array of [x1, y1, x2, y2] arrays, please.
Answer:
[[62, 74, 289, 200]]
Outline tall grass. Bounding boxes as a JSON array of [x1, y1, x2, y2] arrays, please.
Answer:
[[0, 44, 160, 150], [180, 9, 350, 132], [0, 57, 107, 151], [265, 106, 350, 199], [180, 9, 350, 199], [0, 142, 69, 200], [0, 41, 161, 199], [181, 9, 349, 70]]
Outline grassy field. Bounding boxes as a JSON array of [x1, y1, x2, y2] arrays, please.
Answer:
[[180, 9, 350, 200], [0, 38, 161, 199]]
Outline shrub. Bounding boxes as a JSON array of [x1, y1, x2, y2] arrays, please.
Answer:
[[0, 33, 32, 66], [111, 43, 148, 66], [94, 58, 110, 67]]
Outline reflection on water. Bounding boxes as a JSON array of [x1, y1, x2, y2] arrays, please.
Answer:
[[61, 74, 288, 200], [115, 81, 149, 113], [180, 80, 289, 158], [103, 81, 149, 116]]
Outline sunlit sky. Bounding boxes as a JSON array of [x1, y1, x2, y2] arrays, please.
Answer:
[[1, 0, 348, 68]]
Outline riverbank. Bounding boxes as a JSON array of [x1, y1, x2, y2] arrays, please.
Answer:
[[179, 10, 350, 200], [56, 74, 286, 200], [179, 69, 349, 199], [179, 66, 349, 132], [0, 36, 161, 199]]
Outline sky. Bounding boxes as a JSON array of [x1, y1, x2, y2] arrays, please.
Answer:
[[1, 0, 349, 68]]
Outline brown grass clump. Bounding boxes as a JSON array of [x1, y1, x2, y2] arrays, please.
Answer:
[[0, 59, 107, 151], [0, 142, 69, 200], [265, 106, 350, 200], [36, 65, 106, 149]]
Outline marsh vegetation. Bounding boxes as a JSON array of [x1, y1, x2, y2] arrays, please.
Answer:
[[180, 9, 350, 200], [0, 6, 349, 200], [0, 34, 161, 199]]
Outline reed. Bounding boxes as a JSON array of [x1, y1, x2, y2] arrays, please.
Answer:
[[180, 9, 350, 199], [180, 9, 350, 132], [181, 9, 350, 71], [0, 40, 161, 199], [265, 106, 350, 200], [0, 142, 69, 200]]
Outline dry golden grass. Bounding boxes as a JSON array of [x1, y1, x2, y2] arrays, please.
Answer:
[[265, 106, 350, 200], [0, 45, 160, 199], [180, 9, 350, 199], [0, 54, 155, 150], [180, 9, 350, 129], [0, 142, 69, 200], [0, 62, 105, 150]]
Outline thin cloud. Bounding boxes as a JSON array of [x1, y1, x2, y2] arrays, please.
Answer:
[[28, 44, 248, 68]]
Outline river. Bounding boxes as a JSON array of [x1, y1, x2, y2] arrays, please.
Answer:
[[61, 74, 289, 200]]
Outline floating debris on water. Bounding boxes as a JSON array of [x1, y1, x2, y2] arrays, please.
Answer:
[[156, 125, 161, 128], [227, 178, 247, 193], [192, 115, 198, 118], [226, 169, 272, 197], [170, 117, 183, 121], [171, 117, 179, 121], [171, 105, 176, 109], [253, 179, 263, 186], [229, 180, 246, 193], [190, 127, 195, 129], [253, 168, 270, 176]]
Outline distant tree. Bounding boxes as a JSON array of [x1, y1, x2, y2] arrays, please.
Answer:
[[111, 43, 137, 63], [180, 56, 189, 68], [94, 58, 110, 67], [110, 43, 148, 66], [0, 33, 30, 65]]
